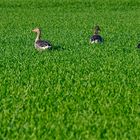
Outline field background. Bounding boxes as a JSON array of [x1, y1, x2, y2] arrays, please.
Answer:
[[0, 0, 140, 139]]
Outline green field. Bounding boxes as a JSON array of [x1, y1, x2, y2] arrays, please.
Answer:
[[0, 0, 140, 139]]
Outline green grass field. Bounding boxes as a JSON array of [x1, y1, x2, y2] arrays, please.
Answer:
[[0, 0, 140, 139]]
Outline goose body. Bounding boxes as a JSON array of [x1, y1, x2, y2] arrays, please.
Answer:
[[90, 34, 103, 43], [137, 43, 140, 48], [32, 28, 52, 50], [35, 40, 52, 50], [90, 25, 103, 44]]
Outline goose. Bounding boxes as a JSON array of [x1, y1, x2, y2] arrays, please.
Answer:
[[32, 28, 52, 50], [90, 25, 103, 44]]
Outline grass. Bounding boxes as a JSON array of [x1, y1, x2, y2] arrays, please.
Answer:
[[0, 0, 140, 139]]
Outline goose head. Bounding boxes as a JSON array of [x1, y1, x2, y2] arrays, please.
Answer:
[[32, 27, 41, 41], [94, 25, 101, 34], [32, 28, 41, 34]]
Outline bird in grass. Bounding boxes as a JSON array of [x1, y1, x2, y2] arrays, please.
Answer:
[[32, 28, 52, 50], [90, 25, 103, 44], [137, 43, 140, 48]]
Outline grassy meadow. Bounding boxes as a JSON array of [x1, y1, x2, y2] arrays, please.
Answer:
[[0, 0, 140, 139]]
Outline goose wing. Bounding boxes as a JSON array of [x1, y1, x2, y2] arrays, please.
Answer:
[[91, 35, 103, 42], [36, 40, 52, 47]]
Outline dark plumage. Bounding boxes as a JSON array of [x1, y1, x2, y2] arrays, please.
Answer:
[[36, 40, 51, 48], [90, 34, 103, 43], [137, 43, 140, 48], [90, 25, 103, 44]]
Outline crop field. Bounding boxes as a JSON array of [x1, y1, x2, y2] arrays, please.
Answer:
[[0, 0, 140, 139]]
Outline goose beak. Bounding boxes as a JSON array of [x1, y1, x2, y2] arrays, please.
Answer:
[[32, 29, 36, 32]]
